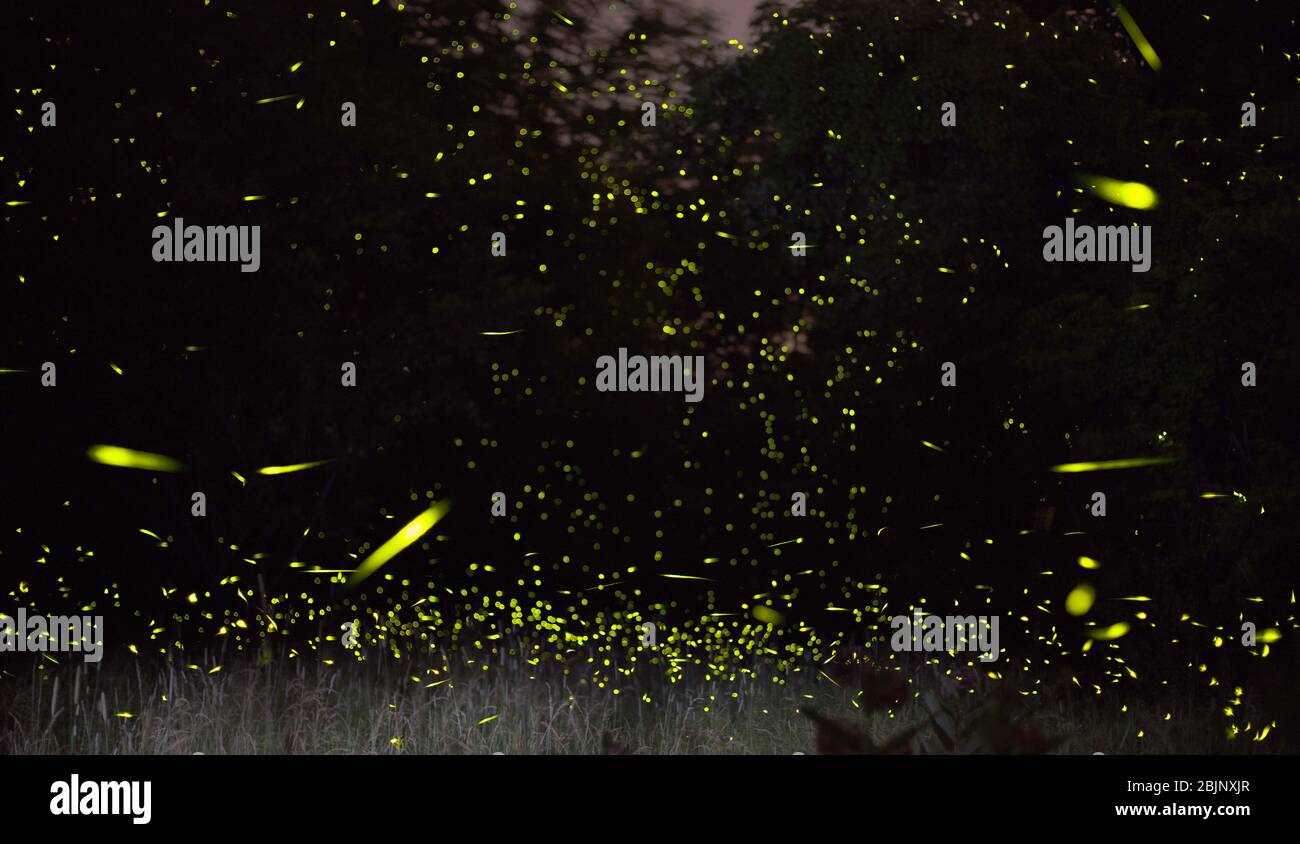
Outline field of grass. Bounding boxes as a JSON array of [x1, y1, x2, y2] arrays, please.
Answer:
[[0, 650, 1274, 755]]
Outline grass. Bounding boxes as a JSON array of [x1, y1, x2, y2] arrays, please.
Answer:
[[0, 649, 1276, 754]]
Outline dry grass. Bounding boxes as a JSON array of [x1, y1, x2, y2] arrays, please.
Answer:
[[0, 653, 1274, 755]]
